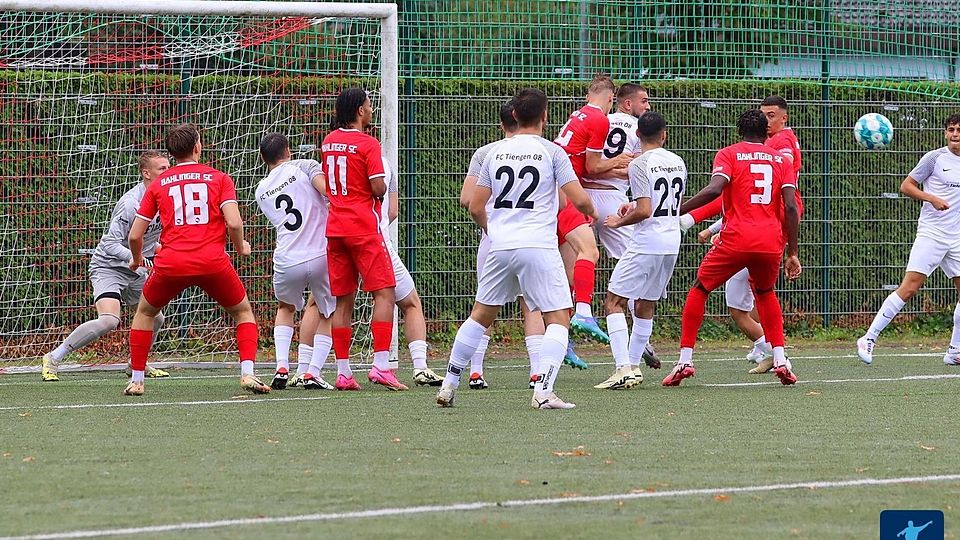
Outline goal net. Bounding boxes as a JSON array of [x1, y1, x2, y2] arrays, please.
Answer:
[[0, 1, 398, 369]]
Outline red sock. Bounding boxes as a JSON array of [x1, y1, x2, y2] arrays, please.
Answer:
[[236, 322, 258, 361], [332, 327, 352, 360], [129, 329, 152, 371], [689, 197, 723, 224], [370, 321, 392, 353], [572, 259, 595, 305], [679, 287, 709, 349], [753, 291, 786, 348]]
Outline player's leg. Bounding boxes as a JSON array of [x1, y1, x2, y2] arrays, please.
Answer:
[[124, 271, 187, 395], [564, 223, 608, 343], [269, 262, 309, 389], [589, 188, 633, 260], [624, 254, 676, 383], [301, 258, 337, 390], [291, 296, 319, 385], [941, 245, 960, 365], [469, 235, 494, 386], [745, 253, 796, 385], [594, 291, 636, 390], [724, 269, 775, 374], [628, 299, 657, 380], [354, 234, 403, 390], [521, 298, 545, 389], [389, 244, 442, 386], [327, 236, 363, 390], [858, 236, 940, 364], [559, 240, 587, 369], [125, 273, 169, 378]]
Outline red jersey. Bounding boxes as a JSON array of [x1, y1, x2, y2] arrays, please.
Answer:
[[711, 141, 796, 253], [321, 128, 386, 237], [554, 103, 609, 180], [136, 162, 236, 275]]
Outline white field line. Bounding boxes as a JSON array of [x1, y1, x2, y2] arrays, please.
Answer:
[[3, 473, 959, 540], [704, 372, 960, 387], [0, 396, 329, 412]]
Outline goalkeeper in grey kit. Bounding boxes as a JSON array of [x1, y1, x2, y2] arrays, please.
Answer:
[[41, 151, 170, 381]]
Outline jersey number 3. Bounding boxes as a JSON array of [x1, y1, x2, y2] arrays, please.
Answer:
[[749, 163, 773, 205], [275, 194, 303, 232], [168, 183, 209, 226]]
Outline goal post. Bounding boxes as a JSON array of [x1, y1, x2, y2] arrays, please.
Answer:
[[0, 0, 399, 369]]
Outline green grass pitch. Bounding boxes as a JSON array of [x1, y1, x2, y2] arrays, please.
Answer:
[[2, 346, 959, 539]]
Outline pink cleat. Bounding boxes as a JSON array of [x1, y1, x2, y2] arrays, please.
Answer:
[[661, 363, 696, 386], [334, 374, 362, 391], [774, 366, 798, 385], [368, 366, 409, 391]]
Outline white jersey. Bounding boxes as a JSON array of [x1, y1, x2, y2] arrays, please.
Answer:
[[627, 148, 687, 255], [90, 182, 162, 269], [379, 158, 400, 245], [909, 147, 960, 243], [255, 159, 328, 269], [583, 111, 639, 191], [467, 139, 503, 241], [476, 134, 577, 251]]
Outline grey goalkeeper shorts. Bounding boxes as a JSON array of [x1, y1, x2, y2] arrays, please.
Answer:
[[89, 265, 146, 305]]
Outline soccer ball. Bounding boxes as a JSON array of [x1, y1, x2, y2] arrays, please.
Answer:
[[854, 113, 894, 149]]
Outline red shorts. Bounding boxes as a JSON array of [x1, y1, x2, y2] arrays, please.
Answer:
[[557, 201, 591, 245], [697, 243, 782, 293], [327, 234, 396, 296], [142, 264, 247, 309]]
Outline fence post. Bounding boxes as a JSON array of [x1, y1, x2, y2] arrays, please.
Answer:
[[820, 3, 832, 327], [400, 1, 417, 272]]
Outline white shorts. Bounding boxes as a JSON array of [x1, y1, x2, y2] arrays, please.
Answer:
[[586, 188, 634, 259], [476, 233, 492, 279], [89, 265, 146, 305], [387, 242, 416, 302], [273, 256, 335, 316], [608, 252, 678, 302], [906, 234, 960, 278], [476, 248, 572, 312], [724, 268, 754, 312]]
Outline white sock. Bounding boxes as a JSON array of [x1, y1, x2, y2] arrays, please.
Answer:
[[950, 303, 960, 349], [679, 347, 694, 365], [273, 325, 294, 372], [51, 343, 70, 363], [443, 317, 487, 388], [131, 370, 145, 383], [409, 340, 428, 370], [607, 312, 629, 368], [308, 335, 332, 377], [525, 334, 542, 377], [865, 292, 906, 341], [470, 335, 490, 375], [627, 317, 653, 368], [336, 359, 352, 377], [536, 324, 567, 394], [240, 360, 254, 376], [373, 351, 391, 370], [773, 346, 789, 369], [296, 344, 313, 377], [575, 302, 592, 318]]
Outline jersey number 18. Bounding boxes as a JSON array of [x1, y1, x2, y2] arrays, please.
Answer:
[[168, 183, 209, 226]]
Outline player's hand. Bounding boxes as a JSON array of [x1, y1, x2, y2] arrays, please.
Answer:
[[128, 257, 142, 272], [930, 196, 950, 211], [697, 229, 712, 244], [617, 202, 634, 217], [612, 153, 634, 167], [784, 255, 802, 280], [603, 215, 620, 229], [239, 240, 252, 257]]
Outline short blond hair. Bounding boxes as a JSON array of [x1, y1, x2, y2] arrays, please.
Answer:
[[588, 74, 615, 96], [137, 150, 166, 171]]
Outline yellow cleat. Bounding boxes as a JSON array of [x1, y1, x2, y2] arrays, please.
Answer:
[[748, 358, 775, 374], [240, 374, 271, 394], [41, 354, 59, 382], [593, 367, 636, 390], [122, 381, 144, 396], [147, 366, 170, 378]]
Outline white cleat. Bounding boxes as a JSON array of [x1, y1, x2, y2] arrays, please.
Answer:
[[531, 392, 576, 410], [436, 384, 456, 408], [746, 342, 772, 363], [944, 346, 960, 366], [856, 336, 875, 365]]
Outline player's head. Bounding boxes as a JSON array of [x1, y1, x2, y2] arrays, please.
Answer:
[[616, 83, 650, 117], [499, 99, 519, 135], [737, 109, 768, 142], [512, 88, 548, 130], [333, 88, 373, 130], [164, 124, 202, 161], [637, 111, 667, 147], [944, 113, 960, 149], [760, 95, 789, 136], [587, 74, 616, 113], [259, 132, 291, 167], [137, 151, 169, 184]]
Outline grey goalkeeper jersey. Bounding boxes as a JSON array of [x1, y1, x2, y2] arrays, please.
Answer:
[[89, 183, 162, 269]]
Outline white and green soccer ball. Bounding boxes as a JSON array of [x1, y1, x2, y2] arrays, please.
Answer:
[[854, 113, 894, 149]]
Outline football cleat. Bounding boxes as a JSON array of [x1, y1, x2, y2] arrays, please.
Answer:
[[271, 367, 289, 390], [661, 363, 696, 387], [334, 374, 362, 391], [531, 392, 576, 410], [748, 358, 774, 374], [468, 372, 489, 390], [288, 373, 305, 388], [146, 366, 170, 378], [774, 365, 798, 385], [593, 367, 636, 390], [746, 341, 773, 363], [436, 383, 456, 407], [856, 336, 875, 365], [642, 343, 661, 369], [631, 367, 644, 385], [368, 366, 409, 391], [945, 346, 960, 366], [122, 381, 144, 396], [413, 368, 444, 386], [563, 340, 589, 370], [240, 375, 271, 394], [302, 373, 335, 390], [40, 354, 59, 382], [570, 314, 610, 344]]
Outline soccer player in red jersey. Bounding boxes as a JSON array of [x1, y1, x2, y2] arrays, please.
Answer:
[[664, 109, 802, 387], [554, 75, 634, 361], [320, 88, 405, 391], [123, 124, 269, 396]]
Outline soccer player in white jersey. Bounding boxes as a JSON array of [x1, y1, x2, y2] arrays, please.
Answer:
[[857, 114, 960, 365], [255, 133, 336, 390], [595, 112, 686, 389], [436, 88, 598, 409], [40, 152, 169, 381], [379, 157, 445, 386], [460, 100, 546, 390]]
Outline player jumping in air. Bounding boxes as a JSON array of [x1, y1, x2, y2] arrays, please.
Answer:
[[124, 124, 269, 396]]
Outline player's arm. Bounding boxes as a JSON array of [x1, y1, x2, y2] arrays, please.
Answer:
[[901, 176, 949, 210], [460, 175, 478, 208], [585, 149, 633, 176], [469, 185, 491, 231], [679, 174, 727, 215], [221, 202, 251, 257], [102, 198, 134, 262], [561, 180, 598, 221], [782, 184, 801, 279], [606, 196, 650, 228], [311, 173, 326, 196], [127, 217, 148, 271], [554, 146, 598, 220], [388, 191, 399, 223]]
